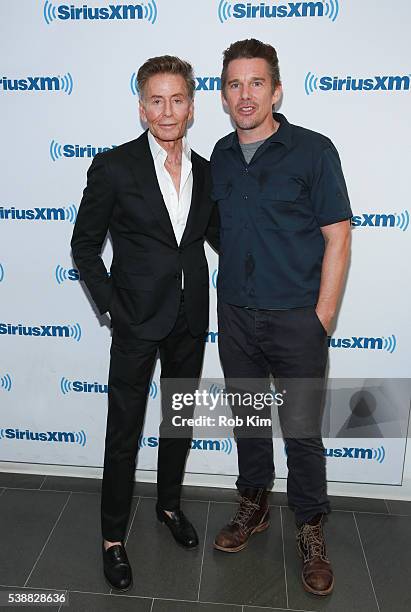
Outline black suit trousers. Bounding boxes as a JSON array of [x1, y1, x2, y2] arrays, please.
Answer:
[[101, 294, 205, 541]]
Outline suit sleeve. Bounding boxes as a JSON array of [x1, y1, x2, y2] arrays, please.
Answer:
[[71, 154, 116, 315], [205, 201, 220, 252]]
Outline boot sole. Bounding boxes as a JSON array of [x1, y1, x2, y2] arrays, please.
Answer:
[[297, 545, 334, 596], [213, 520, 270, 553], [302, 573, 334, 597]]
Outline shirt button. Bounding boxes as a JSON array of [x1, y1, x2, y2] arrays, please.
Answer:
[[244, 168, 249, 174]]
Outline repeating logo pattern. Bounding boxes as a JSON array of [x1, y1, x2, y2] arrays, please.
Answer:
[[43, 1, 157, 24], [328, 334, 397, 353], [305, 71, 411, 95], [55, 265, 80, 284], [139, 435, 233, 453], [0, 205, 77, 223], [0, 322, 82, 342], [351, 211, 409, 231], [50, 140, 116, 161], [0, 73, 73, 95], [325, 445, 386, 463], [0, 374, 12, 392], [0, 427, 87, 446], [218, 0, 339, 23], [211, 269, 218, 289]]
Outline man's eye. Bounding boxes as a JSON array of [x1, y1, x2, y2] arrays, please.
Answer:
[[230, 83, 239, 89], [253, 81, 263, 87]]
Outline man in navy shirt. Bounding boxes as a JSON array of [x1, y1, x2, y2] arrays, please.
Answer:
[[211, 39, 352, 596]]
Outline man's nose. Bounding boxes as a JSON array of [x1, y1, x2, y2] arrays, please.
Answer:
[[163, 99, 173, 116], [240, 84, 251, 99]]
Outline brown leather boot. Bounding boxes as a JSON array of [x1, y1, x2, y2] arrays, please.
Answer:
[[214, 488, 270, 553], [296, 515, 334, 596]]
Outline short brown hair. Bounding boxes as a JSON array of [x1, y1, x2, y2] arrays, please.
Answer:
[[137, 55, 195, 99], [221, 39, 281, 93]]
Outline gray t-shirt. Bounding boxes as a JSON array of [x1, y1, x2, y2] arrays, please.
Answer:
[[239, 138, 267, 164]]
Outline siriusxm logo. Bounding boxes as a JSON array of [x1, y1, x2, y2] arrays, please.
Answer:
[[206, 331, 219, 343], [50, 140, 116, 161], [328, 335, 397, 353], [0, 374, 12, 392], [351, 211, 409, 232], [218, 0, 339, 22], [0, 262, 4, 282], [43, 1, 157, 24], [60, 377, 108, 395], [55, 265, 80, 284], [211, 269, 218, 289], [325, 446, 385, 464], [130, 74, 221, 95], [0, 427, 87, 446], [0, 323, 82, 342], [0, 204, 77, 224], [139, 435, 233, 454], [305, 72, 411, 95], [0, 73, 73, 95], [60, 377, 158, 397]]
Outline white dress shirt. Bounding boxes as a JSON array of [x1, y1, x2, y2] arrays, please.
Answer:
[[148, 130, 193, 247], [148, 131, 193, 289]]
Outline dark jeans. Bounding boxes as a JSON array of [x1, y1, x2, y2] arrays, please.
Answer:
[[217, 301, 330, 524], [101, 294, 205, 541]]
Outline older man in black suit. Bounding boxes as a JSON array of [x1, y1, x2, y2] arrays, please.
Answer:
[[71, 55, 219, 591]]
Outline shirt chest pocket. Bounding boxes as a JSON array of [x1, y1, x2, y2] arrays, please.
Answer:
[[212, 184, 233, 229], [260, 181, 310, 231]]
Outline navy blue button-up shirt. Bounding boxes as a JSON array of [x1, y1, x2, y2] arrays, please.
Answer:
[[210, 113, 352, 309]]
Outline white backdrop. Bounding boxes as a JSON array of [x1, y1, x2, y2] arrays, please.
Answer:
[[1, 0, 410, 488]]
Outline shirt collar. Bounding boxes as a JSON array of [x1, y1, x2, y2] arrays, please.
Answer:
[[219, 112, 293, 151], [147, 129, 191, 161]]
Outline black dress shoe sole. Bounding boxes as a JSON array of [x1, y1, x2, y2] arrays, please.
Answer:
[[103, 574, 133, 592]]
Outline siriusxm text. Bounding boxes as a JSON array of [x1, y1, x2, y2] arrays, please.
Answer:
[[232, 2, 325, 19], [52, 4, 144, 20]]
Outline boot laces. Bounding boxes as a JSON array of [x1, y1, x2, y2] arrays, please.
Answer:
[[231, 496, 260, 529], [299, 522, 328, 563]]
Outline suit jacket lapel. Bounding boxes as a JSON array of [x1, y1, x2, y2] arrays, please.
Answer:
[[127, 131, 178, 247], [180, 152, 204, 247]]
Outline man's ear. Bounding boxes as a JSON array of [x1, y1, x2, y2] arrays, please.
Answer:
[[188, 99, 194, 123], [139, 98, 147, 124], [221, 90, 228, 110], [272, 84, 283, 107]]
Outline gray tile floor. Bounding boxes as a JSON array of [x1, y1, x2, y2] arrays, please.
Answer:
[[0, 471, 410, 611]]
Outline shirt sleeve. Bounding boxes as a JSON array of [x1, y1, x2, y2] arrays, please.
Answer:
[[310, 143, 352, 227]]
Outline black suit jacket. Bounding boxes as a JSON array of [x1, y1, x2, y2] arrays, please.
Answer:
[[71, 130, 219, 341]]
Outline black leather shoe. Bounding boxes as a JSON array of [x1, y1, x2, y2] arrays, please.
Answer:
[[102, 542, 133, 591], [156, 505, 199, 548]]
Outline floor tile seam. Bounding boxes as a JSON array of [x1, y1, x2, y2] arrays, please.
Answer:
[[196, 500, 211, 601], [352, 511, 381, 612], [279, 506, 289, 609], [23, 491, 73, 588], [39, 475, 48, 490]]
